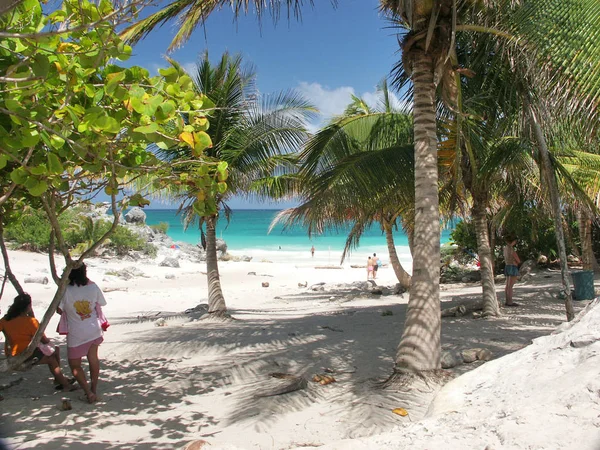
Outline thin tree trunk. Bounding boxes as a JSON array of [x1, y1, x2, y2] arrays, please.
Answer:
[[578, 208, 598, 272], [472, 197, 500, 316], [205, 215, 227, 316], [395, 50, 441, 372], [384, 220, 412, 289], [0, 217, 24, 295], [528, 104, 574, 321]]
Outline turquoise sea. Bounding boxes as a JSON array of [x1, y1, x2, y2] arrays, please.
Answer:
[[143, 209, 454, 268]]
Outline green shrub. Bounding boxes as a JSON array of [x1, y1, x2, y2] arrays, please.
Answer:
[[5, 207, 77, 251], [150, 222, 169, 234]]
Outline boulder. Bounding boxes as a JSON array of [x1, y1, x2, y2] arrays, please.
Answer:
[[476, 348, 493, 361], [393, 283, 407, 295], [461, 348, 480, 364], [215, 238, 227, 254], [441, 351, 461, 369], [262, 282, 270, 288], [165, 274, 176, 280], [159, 257, 180, 268], [124, 207, 146, 224], [241, 255, 253, 262]]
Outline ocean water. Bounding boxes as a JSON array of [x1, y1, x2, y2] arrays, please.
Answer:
[[143, 209, 454, 269]]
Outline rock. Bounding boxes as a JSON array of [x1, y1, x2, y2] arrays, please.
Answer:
[[519, 259, 536, 276], [567, 254, 579, 263], [393, 283, 407, 295], [477, 348, 493, 361], [24, 276, 48, 285], [241, 255, 252, 262], [311, 285, 325, 292], [298, 281, 308, 288], [441, 351, 461, 369], [472, 311, 483, 319], [461, 348, 481, 364], [537, 254, 549, 265], [124, 207, 146, 224], [262, 282, 270, 288], [165, 274, 175, 280], [215, 238, 227, 254], [371, 288, 383, 295], [154, 318, 167, 327], [159, 257, 180, 268], [184, 304, 208, 314], [248, 271, 257, 276]]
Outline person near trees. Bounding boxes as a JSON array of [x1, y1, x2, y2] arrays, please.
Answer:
[[0, 293, 75, 391], [372, 253, 380, 279], [58, 263, 108, 404], [503, 235, 521, 307]]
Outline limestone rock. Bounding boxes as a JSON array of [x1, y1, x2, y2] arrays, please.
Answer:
[[165, 274, 176, 280], [262, 282, 270, 288], [124, 207, 146, 224], [519, 259, 536, 276], [461, 348, 481, 364], [441, 351, 461, 369], [215, 238, 227, 254], [24, 276, 48, 285], [476, 348, 493, 361], [159, 257, 180, 268], [241, 255, 252, 262]]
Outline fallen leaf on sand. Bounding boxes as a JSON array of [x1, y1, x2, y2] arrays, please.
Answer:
[[392, 408, 409, 416]]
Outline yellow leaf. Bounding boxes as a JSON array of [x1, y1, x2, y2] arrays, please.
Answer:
[[392, 408, 409, 417], [179, 131, 194, 147]]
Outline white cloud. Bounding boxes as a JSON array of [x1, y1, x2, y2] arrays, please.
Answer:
[[296, 82, 356, 122], [295, 82, 412, 133]]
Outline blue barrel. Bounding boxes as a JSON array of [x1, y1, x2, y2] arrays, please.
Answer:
[[571, 270, 595, 300]]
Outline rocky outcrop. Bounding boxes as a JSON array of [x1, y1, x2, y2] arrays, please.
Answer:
[[125, 207, 146, 224]]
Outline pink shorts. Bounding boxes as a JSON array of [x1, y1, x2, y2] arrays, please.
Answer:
[[68, 336, 103, 359]]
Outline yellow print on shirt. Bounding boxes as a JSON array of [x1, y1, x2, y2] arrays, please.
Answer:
[[74, 300, 92, 320]]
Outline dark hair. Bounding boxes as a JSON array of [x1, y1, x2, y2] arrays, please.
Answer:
[[69, 263, 89, 287], [3, 293, 32, 321], [373, 253, 377, 257], [504, 234, 517, 244]]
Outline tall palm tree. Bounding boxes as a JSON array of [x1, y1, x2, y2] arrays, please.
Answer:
[[158, 53, 314, 317], [125, 0, 600, 372], [274, 82, 415, 289]]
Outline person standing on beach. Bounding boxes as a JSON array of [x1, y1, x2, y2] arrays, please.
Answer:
[[367, 256, 374, 280], [503, 235, 521, 307], [58, 263, 107, 403], [311, 245, 315, 258], [372, 253, 379, 279]]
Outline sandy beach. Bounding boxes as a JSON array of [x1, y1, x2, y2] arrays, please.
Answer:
[[1, 249, 599, 449]]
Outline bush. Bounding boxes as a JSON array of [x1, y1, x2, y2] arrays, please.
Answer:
[[150, 222, 169, 234], [5, 207, 77, 251]]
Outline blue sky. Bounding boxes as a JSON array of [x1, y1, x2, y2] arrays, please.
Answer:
[[126, 0, 404, 209]]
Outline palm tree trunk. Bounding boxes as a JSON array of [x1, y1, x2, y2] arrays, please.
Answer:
[[472, 197, 500, 316], [205, 215, 227, 316], [384, 221, 412, 289], [528, 104, 574, 321], [395, 50, 441, 372], [578, 208, 598, 272]]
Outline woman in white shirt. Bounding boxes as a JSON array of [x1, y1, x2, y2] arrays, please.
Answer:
[[58, 263, 107, 403]]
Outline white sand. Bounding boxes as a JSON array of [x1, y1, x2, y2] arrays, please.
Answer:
[[1, 249, 598, 449]]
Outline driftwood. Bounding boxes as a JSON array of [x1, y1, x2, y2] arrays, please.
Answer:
[[254, 372, 308, 398], [441, 301, 483, 318]]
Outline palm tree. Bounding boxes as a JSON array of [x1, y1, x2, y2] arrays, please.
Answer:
[[125, 0, 600, 372], [274, 82, 415, 289], [157, 52, 314, 317]]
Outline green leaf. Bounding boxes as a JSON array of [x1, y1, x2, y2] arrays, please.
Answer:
[[0, 154, 8, 170], [92, 116, 121, 133], [217, 181, 227, 194], [129, 193, 151, 207], [49, 134, 66, 149], [47, 153, 64, 173], [192, 131, 212, 156], [133, 123, 160, 134], [28, 180, 48, 197], [30, 164, 47, 175]]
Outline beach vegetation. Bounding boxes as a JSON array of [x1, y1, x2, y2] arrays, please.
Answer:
[[146, 52, 314, 318], [150, 222, 170, 234], [0, 0, 218, 370], [273, 81, 415, 289]]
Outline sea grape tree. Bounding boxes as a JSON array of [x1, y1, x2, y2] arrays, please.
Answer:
[[0, 0, 225, 370]]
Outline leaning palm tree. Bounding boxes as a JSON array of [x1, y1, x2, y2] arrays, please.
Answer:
[[274, 83, 416, 288], [157, 52, 314, 317]]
